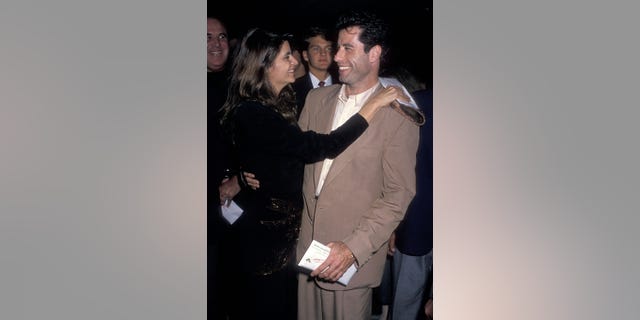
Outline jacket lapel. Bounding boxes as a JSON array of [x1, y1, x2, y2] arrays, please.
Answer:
[[321, 84, 384, 189], [313, 87, 340, 189]]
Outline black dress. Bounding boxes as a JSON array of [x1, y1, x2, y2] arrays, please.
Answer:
[[218, 100, 368, 320]]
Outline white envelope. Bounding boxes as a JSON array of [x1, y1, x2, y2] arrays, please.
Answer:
[[221, 200, 243, 224], [298, 240, 357, 286]]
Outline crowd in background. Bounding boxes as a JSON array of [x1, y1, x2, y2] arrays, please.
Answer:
[[208, 8, 432, 320]]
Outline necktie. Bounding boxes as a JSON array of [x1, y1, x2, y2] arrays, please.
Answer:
[[318, 81, 325, 87]]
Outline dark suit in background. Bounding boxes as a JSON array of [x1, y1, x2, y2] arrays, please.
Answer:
[[292, 68, 339, 117], [292, 74, 314, 114], [390, 89, 433, 320], [291, 26, 340, 117]]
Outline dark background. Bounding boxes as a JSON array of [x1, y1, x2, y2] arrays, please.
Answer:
[[209, 0, 432, 89]]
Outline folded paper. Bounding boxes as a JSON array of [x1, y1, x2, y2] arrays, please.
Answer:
[[221, 200, 243, 224], [298, 240, 357, 286]]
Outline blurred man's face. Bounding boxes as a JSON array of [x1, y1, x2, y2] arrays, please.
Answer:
[[207, 18, 229, 72], [303, 35, 333, 73]]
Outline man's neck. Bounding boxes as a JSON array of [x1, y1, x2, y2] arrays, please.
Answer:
[[345, 76, 379, 96]]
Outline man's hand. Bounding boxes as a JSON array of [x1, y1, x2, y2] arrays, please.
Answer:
[[310, 241, 356, 282], [387, 231, 396, 256], [425, 298, 433, 319], [219, 175, 240, 206]]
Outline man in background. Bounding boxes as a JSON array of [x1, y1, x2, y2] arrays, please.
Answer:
[[292, 26, 339, 116]]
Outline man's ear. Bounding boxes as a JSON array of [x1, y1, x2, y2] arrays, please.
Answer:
[[369, 45, 382, 63], [302, 50, 310, 62]]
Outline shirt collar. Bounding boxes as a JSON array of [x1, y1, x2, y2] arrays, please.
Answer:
[[337, 81, 380, 104], [309, 73, 332, 88]]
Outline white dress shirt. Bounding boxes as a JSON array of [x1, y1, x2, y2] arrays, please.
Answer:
[[309, 73, 333, 88]]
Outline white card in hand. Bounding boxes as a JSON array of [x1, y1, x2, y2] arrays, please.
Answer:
[[221, 200, 243, 224], [298, 240, 357, 286]]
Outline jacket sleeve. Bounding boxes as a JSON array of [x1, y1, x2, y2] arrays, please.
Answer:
[[235, 102, 368, 163], [343, 116, 419, 266]]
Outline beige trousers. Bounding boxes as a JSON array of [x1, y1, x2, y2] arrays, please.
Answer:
[[298, 274, 372, 320]]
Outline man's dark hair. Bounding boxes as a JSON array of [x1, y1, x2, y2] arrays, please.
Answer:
[[335, 10, 390, 60], [301, 26, 332, 49]]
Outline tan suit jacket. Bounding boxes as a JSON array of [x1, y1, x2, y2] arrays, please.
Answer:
[[296, 83, 419, 291]]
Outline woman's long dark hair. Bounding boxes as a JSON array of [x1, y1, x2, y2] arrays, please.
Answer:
[[220, 28, 298, 134]]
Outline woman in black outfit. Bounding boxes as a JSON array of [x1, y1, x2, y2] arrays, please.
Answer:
[[217, 28, 402, 320]]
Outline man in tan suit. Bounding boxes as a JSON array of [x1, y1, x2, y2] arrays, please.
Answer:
[[297, 10, 420, 320]]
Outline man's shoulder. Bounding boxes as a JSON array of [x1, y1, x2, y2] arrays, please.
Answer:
[[292, 76, 303, 88], [303, 85, 339, 109], [377, 105, 416, 125], [307, 84, 340, 98], [292, 75, 310, 91], [365, 106, 421, 142]]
